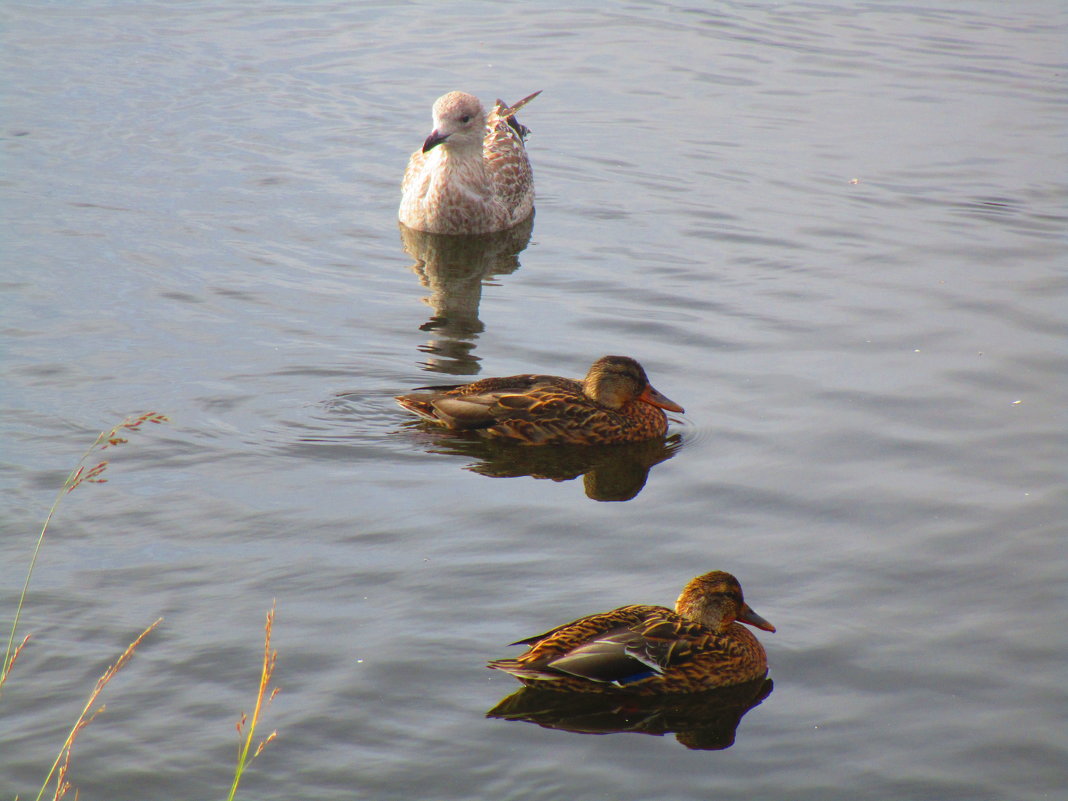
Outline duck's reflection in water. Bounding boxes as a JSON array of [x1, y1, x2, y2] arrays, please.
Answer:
[[408, 431, 683, 501], [487, 677, 772, 751], [399, 214, 534, 376]]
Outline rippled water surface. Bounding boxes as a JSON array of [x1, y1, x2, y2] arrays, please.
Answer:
[[3, 2, 1066, 799]]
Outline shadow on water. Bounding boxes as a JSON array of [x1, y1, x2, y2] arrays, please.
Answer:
[[398, 214, 535, 376], [402, 426, 683, 501], [487, 677, 773, 751]]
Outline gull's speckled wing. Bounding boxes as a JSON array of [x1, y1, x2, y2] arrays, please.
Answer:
[[485, 91, 541, 223]]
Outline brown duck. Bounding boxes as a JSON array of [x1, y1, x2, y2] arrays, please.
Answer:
[[488, 571, 775, 694], [395, 355, 683, 446]]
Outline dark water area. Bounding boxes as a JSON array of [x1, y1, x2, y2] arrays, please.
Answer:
[[2, 2, 1066, 799]]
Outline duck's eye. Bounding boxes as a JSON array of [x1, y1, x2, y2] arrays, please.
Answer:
[[460, 115, 471, 124]]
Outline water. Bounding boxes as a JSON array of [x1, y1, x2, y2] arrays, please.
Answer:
[[2, 2, 1066, 799]]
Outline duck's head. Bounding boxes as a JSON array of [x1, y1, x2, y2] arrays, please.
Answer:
[[675, 571, 776, 634], [582, 355, 685, 413], [422, 91, 486, 153]]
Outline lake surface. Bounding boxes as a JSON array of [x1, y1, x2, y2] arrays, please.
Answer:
[[2, 2, 1066, 799]]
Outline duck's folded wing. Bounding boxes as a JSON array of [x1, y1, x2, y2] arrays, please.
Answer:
[[429, 392, 516, 428], [434, 379, 586, 431], [625, 617, 712, 669], [545, 627, 664, 684], [548, 616, 711, 684]]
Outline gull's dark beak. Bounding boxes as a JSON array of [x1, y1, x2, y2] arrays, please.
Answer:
[[422, 130, 449, 152]]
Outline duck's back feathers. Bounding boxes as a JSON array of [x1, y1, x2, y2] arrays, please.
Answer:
[[395, 373, 580, 432]]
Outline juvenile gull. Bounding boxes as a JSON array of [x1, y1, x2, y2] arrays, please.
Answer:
[[399, 90, 540, 235]]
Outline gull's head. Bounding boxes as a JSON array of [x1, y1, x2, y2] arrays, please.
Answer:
[[422, 91, 486, 153]]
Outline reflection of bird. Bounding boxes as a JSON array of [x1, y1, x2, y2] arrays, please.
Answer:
[[487, 677, 773, 751], [425, 434, 683, 502], [488, 571, 775, 694], [400, 90, 540, 234], [395, 356, 683, 446], [399, 216, 533, 375]]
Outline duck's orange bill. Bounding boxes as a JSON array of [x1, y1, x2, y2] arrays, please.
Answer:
[[738, 604, 776, 632], [638, 384, 685, 413]]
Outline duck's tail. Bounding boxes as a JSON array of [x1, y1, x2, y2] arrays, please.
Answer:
[[487, 658, 554, 681]]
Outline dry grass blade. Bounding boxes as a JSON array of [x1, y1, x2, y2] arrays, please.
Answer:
[[37, 618, 163, 801], [227, 602, 280, 801], [1, 412, 169, 695]]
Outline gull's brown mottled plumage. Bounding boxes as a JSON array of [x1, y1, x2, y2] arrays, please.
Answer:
[[395, 355, 683, 446], [488, 571, 775, 694], [399, 90, 540, 234]]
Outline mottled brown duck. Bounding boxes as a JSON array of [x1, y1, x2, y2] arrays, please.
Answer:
[[488, 571, 775, 694], [395, 355, 683, 446]]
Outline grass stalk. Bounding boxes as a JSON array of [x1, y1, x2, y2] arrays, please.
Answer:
[[36, 617, 163, 801], [1, 412, 168, 694], [227, 602, 280, 801]]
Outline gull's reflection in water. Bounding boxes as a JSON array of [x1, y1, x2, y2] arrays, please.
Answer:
[[407, 429, 683, 501], [399, 214, 534, 376], [487, 677, 773, 751]]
